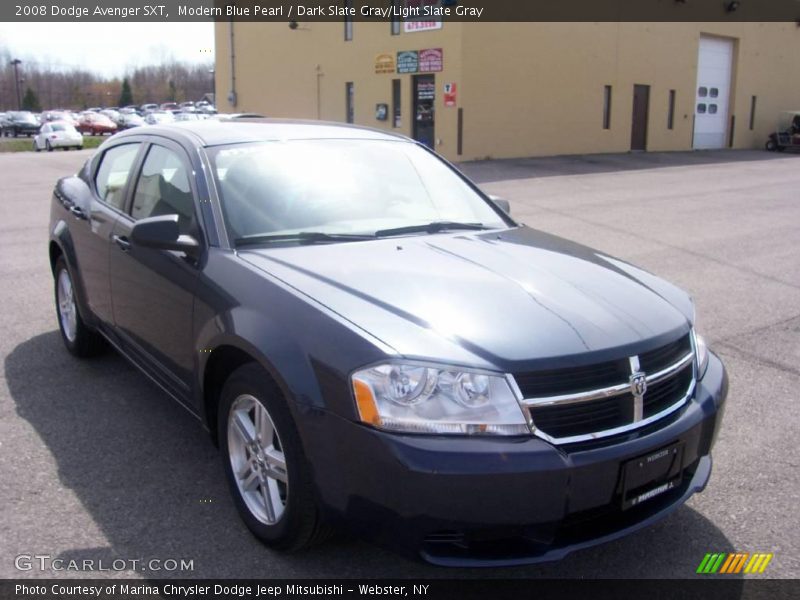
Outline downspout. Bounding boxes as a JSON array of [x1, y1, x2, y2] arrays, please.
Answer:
[[228, 18, 237, 108]]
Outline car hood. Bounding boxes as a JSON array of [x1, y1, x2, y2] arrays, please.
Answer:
[[238, 226, 694, 371]]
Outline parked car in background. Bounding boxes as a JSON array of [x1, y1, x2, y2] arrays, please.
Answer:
[[118, 111, 145, 129], [140, 103, 158, 114], [179, 101, 195, 110], [195, 101, 216, 115], [2, 111, 41, 137], [160, 102, 180, 113], [34, 121, 82, 151], [47, 120, 727, 566], [100, 109, 121, 125], [174, 112, 201, 122], [42, 111, 79, 127], [144, 111, 175, 125], [78, 112, 118, 136]]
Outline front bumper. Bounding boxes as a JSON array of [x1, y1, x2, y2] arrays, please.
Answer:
[[301, 353, 728, 566]]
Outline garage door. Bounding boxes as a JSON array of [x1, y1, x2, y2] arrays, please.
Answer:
[[693, 36, 734, 149]]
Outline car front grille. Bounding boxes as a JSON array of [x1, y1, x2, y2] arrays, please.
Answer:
[[513, 333, 695, 444]]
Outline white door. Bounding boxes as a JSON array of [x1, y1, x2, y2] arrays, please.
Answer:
[[693, 36, 734, 149]]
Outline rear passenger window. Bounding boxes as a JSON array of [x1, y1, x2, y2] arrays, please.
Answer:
[[131, 145, 195, 234], [95, 144, 140, 210]]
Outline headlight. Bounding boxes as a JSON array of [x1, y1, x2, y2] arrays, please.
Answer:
[[693, 328, 709, 378], [351, 362, 530, 435]]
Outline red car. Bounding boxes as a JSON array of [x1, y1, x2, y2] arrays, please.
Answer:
[[77, 113, 117, 136]]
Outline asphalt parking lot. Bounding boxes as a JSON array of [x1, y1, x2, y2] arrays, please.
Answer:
[[1, 148, 798, 580]]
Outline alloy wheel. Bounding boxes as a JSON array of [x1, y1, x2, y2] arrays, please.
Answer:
[[57, 268, 77, 342], [227, 394, 289, 524]]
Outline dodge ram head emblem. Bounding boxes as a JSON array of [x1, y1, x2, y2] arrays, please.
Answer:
[[630, 372, 648, 397]]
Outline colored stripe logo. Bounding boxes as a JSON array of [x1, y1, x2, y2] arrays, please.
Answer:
[[697, 552, 773, 574]]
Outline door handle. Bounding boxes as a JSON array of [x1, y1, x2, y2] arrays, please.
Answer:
[[112, 234, 131, 252], [69, 205, 87, 220]]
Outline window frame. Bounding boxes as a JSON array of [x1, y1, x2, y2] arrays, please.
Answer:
[[123, 139, 205, 243], [91, 141, 145, 214]]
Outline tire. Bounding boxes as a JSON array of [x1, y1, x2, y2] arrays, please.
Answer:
[[33, 140, 40, 152], [218, 363, 331, 551], [766, 139, 777, 152], [54, 256, 106, 357], [46, 140, 53, 152]]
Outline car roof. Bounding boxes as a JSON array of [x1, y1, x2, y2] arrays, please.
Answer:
[[114, 118, 410, 147]]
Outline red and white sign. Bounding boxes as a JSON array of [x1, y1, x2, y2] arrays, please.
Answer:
[[418, 48, 443, 73], [444, 82, 457, 107]]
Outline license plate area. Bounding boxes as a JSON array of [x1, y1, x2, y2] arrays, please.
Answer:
[[621, 441, 684, 510]]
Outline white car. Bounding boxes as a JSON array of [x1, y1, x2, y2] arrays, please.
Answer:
[[33, 122, 83, 152]]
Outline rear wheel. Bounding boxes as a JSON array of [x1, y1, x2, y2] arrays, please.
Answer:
[[218, 363, 330, 551], [54, 256, 105, 357]]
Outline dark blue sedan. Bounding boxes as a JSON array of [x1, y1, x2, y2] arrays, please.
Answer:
[[48, 120, 727, 566]]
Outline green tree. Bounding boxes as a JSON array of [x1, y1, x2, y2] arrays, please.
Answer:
[[21, 87, 41, 112], [118, 77, 133, 106]]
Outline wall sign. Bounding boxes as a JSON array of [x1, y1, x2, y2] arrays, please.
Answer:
[[374, 54, 395, 75], [444, 82, 457, 107], [419, 48, 443, 73], [403, 0, 442, 32], [404, 21, 443, 33], [397, 51, 419, 74]]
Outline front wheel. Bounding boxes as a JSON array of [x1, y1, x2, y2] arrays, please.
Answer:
[[54, 256, 105, 357], [46, 140, 53, 152], [766, 139, 777, 152], [218, 363, 330, 551]]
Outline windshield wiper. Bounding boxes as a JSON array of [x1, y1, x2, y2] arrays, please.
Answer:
[[374, 221, 488, 238], [235, 231, 375, 247]]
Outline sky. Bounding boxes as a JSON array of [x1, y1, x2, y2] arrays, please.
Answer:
[[0, 22, 215, 77]]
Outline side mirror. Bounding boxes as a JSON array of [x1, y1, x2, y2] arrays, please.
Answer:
[[488, 194, 511, 215], [130, 214, 199, 257]]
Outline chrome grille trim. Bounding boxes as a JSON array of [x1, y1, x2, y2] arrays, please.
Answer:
[[511, 344, 697, 445], [518, 351, 694, 408]]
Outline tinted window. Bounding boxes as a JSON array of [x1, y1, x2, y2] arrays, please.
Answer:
[[698, 87, 708, 98], [95, 144, 140, 210], [697, 104, 707, 114], [131, 145, 195, 234]]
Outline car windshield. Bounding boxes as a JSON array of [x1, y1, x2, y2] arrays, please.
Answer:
[[208, 139, 509, 244], [51, 123, 75, 132]]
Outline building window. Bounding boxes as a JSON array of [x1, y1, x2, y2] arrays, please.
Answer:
[[602, 85, 612, 129], [344, 0, 353, 40], [708, 104, 718, 115], [749, 95, 757, 130], [667, 90, 676, 130], [698, 87, 708, 97], [709, 88, 719, 98], [346, 82, 354, 123], [392, 79, 401, 127], [390, 0, 401, 35], [697, 103, 707, 114]]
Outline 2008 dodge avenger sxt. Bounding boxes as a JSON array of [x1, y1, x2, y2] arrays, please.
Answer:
[[48, 120, 727, 566]]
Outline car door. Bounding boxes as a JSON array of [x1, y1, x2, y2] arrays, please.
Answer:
[[108, 139, 202, 400], [70, 142, 143, 327]]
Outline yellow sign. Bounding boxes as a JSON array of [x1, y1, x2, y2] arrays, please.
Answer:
[[375, 54, 395, 75]]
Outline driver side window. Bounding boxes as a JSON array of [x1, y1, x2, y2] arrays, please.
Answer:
[[130, 144, 196, 235]]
